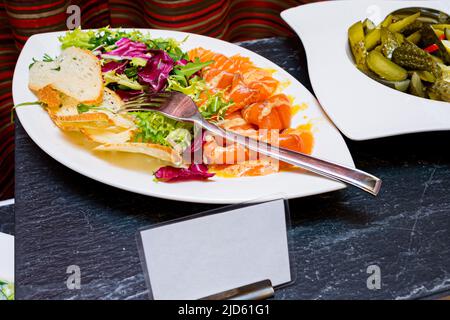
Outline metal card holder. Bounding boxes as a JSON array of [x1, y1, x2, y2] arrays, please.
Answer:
[[137, 196, 296, 300], [200, 279, 274, 300]]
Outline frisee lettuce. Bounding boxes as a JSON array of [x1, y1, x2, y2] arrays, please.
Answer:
[[131, 111, 192, 146], [199, 92, 233, 120], [0, 280, 14, 300], [103, 70, 143, 90], [167, 74, 231, 120]]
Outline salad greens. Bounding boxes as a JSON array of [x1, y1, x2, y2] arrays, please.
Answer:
[[53, 27, 236, 180], [0, 280, 14, 300], [103, 70, 144, 90], [131, 111, 192, 146], [57, 27, 230, 146], [59, 27, 189, 61]]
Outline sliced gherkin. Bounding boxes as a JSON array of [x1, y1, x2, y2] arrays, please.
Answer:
[[380, 27, 401, 59], [363, 18, 376, 34], [392, 41, 441, 77], [367, 50, 408, 81], [389, 12, 421, 33], [406, 30, 421, 44], [430, 79, 450, 102], [409, 72, 425, 97], [348, 21, 368, 71]]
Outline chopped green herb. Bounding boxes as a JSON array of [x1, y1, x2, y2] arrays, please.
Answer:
[[10, 101, 42, 123], [42, 53, 54, 62], [28, 58, 38, 69], [76, 103, 109, 114], [199, 92, 233, 120], [124, 66, 139, 80], [173, 58, 213, 78]]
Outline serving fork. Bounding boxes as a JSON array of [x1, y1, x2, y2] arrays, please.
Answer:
[[120, 91, 382, 195]]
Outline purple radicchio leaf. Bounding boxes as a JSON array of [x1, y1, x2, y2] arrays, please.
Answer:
[[137, 50, 174, 92]]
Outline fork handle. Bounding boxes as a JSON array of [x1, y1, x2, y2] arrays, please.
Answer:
[[200, 120, 382, 196]]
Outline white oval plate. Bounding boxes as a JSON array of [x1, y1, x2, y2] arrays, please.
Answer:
[[282, 0, 450, 141], [13, 29, 354, 203]]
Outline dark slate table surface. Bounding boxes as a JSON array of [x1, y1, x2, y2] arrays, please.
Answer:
[[0, 205, 14, 236], [15, 37, 450, 300]]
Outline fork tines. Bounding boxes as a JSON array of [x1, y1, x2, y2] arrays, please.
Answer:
[[121, 92, 172, 111]]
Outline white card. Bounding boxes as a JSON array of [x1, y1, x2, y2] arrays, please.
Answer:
[[0, 233, 14, 283], [139, 199, 291, 300]]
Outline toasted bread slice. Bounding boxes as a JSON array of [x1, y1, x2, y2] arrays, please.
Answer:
[[81, 128, 135, 144], [51, 88, 135, 130], [95, 143, 183, 166], [29, 47, 103, 108]]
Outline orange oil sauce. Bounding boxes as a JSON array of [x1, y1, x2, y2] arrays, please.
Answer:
[[63, 131, 167, 174]]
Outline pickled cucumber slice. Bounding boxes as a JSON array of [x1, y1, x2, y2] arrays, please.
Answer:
[[416, 70, 436, 83], [348, 21, 368, 70], [406, 30, 421, 44], [392, 41, 439, 76], [363, 18, 376, 33], [442, 40, 450, 55], [381, 27, 401, 59], [389, 12, 421, 33], [409, 72, 425, 97], [367, 50, 408, 81], [365, 28, 381, 50], [430, 79, 450, 102], [433, 24, 450, 31], [381, 14, 393, 28]]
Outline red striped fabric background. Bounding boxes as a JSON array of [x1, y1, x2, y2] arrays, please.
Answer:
[[0, 0, 324, 200]]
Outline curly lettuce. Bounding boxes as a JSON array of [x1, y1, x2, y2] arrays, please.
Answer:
[[0, 280, 14, 300], [131, 111, 192, 146]]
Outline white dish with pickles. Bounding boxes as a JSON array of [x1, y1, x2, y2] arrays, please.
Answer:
[[282, 0, 450, 140]]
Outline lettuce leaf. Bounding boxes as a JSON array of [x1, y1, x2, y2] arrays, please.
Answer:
[[103, 70, 143, 90], [173, 58, 213, 78], [131, 111, 192, 146], [59, 27, 188, 62], [0, 280, 14, 300], [59, 28, 96, 49]]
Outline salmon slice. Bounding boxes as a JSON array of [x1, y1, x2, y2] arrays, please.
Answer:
[[203, 68, 234, 89], [189, 47, 236, 72], [230, 55, 254, 73], [242, 94, 292, 130], [243, 69, 279, 101], [203, 134, 250, 165], [226, 74, 259, 114], [211, 159, 279, 177], [282, 127, 314, 155]]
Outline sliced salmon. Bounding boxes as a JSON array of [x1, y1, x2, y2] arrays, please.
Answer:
[[203, 68, 234, 89], [189, 47, 236, 72], [203, 134, 250, 165], [210, 159, 279, 177], [242, 94, 292, 130], [230, 55, 254, 73], [226, 74, 259, 114], [242, 69, 279, 101]]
